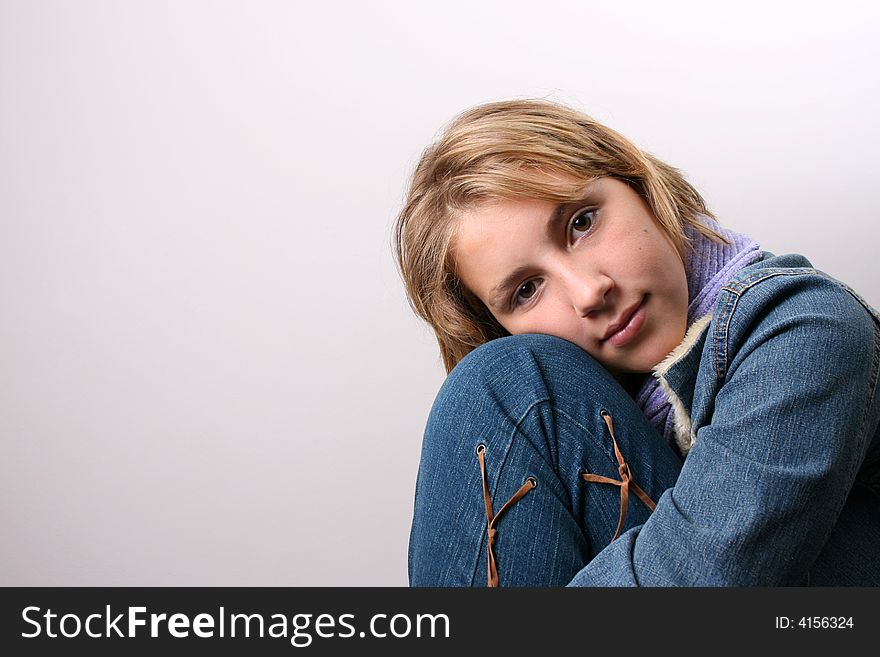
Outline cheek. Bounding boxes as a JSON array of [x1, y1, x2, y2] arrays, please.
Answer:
[[670, 258, 689, 309], [643, 240, 687, 302], [506, 304, 585, 344]]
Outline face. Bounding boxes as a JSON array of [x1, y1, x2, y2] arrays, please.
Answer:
[[453, 177, 689, 375]]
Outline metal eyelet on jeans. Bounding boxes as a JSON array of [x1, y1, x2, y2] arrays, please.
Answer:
[[526, 476, 537, 489], [475, 443, 486, 456]]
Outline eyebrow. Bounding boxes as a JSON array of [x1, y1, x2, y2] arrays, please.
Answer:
[[486, 201, 572, 311]]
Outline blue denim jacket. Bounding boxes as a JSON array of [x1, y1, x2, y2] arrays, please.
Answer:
[[568, 252, 880, 585]]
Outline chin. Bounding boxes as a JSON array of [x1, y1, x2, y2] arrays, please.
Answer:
[[629, 342, 677, 374], [607, 357, 653, 376]]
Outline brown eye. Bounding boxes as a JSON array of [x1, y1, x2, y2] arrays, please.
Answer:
[[570, 209, 596, 238], [515, 280, 538, 304], [518, 281, 536, 298]]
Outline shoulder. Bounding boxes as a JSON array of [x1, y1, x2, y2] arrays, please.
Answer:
[[708, 252, 879, 379], [717, 251, 878, 326]]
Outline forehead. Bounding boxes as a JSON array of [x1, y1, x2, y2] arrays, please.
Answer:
[[454, 197, 555, 254]]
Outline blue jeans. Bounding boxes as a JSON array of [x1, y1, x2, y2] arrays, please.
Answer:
[[407, 334, 880, 586]]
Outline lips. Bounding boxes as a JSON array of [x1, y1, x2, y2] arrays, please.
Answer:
[[602, 296, 646, 345]]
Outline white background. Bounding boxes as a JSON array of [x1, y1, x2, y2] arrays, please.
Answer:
[[1, 0, 878, 585]]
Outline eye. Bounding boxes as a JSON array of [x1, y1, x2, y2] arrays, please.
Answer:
[[513, 279, 541, 306], [569, 208, 597, 241]]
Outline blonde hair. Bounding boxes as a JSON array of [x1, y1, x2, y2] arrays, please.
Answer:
[[394, 99, 725, 373]]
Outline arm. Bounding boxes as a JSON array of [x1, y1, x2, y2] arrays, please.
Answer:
[[569, 274, 879, 585]]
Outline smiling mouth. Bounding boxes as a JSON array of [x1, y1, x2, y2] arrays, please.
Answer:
[[602, 296, 647, 347]]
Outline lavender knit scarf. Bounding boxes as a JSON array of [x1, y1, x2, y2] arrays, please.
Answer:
[[635, 215, 762, 447]]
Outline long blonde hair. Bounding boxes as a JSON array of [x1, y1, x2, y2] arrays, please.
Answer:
[[394, 99, 724, 373]]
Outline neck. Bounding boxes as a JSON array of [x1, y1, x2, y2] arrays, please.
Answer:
[[616, 372, 649, 398]]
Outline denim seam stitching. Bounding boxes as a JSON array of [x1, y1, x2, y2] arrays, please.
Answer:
[[714, 289, 739, 381], [722, 267, 818, 293], [551, 405, 628, 472], [534, 405, 606, 543]]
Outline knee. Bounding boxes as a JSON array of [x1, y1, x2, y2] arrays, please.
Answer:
[[454, 333, 598, 378], [420, 334, 627, 479], [432, 334, 618, 426]]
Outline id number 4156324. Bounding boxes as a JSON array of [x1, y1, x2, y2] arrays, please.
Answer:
[[775, 617, 853, 629]]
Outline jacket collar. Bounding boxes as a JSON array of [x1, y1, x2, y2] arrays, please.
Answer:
[[652, 313, 713, 455]]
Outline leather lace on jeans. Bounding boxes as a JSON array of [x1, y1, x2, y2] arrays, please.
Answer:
[[581, 410, 656, 543], [476, 409, 655, 587]]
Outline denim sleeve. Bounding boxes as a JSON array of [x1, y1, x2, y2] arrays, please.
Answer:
[[568, 274, 880, 586]]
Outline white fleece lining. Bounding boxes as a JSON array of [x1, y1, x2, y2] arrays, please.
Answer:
[[652, 313, 713, 455]]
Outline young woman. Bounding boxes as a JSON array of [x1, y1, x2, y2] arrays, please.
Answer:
[[395, 99, 880, 586]]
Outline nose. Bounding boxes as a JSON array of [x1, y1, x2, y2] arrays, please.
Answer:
[[561, 267, 613, 317]]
